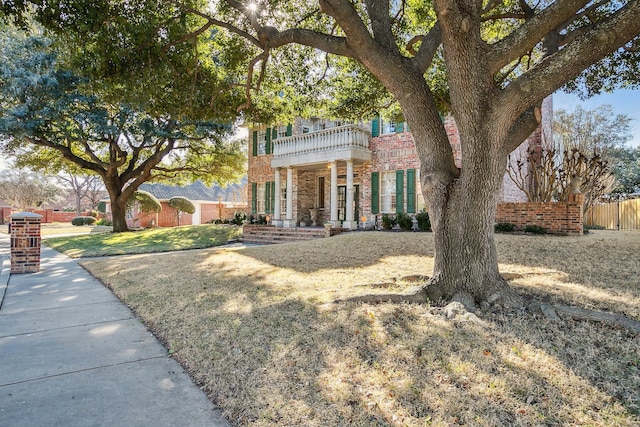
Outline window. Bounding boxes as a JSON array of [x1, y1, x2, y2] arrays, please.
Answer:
[[381, 120, 396, 135], [276, 125, 288, 139], [317, 177, 325, 208], [280, 182, 287, 215], [257, 131, 267, 155], [381, 171, 396, 213], [256, 183, 266, 214]]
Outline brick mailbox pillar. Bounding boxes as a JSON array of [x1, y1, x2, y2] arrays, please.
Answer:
[[10, 212, 43, 274]]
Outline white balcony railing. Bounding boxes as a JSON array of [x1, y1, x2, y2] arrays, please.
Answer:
[[272, 124, 371, 159]]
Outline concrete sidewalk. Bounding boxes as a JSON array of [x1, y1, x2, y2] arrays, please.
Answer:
[[0, 235, 230, 427]]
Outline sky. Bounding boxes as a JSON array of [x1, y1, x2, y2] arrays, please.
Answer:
[[553, 88, 640, 147]]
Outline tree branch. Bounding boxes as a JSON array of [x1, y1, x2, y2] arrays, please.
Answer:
[[412, 23, 442, 74], [495, 0, 640, 133], [487, 0, 590, 75], [364, 0, 398, 53]]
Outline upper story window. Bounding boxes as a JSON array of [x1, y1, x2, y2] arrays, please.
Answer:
[[276, 125, 288, 139], [257, 130, 267, 155], [381, 120, 396, 135]]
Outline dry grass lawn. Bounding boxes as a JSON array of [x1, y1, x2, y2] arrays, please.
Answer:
[[80, 230, 640, 426]]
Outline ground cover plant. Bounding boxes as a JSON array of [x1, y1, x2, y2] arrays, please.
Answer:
[[78, 231, 640, 426], [45, 224, 240, 258]]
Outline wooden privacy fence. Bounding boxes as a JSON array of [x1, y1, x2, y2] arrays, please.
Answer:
[[585, 198, 640, 230]]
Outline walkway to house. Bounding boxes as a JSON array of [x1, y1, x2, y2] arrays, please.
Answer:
[[0, 234, 230, 427]]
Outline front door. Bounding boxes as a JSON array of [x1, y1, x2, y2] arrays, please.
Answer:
[[337, 185, 359, 221]]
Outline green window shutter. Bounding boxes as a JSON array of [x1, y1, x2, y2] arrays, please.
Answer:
[[396, 122, 405, 133], [286, 123, 293, 136], [251, 183, 257, 214], [371, 172, 379, 214], [252, 131, 258, 157], [396, 170, 404, 214], [270, 181, 276, 214], [371, 116, 379, 137], [265, 127, 272, 155], [265, 181, 271, 213], [406, 169, 416, 214], [271, 128, 277, 153]]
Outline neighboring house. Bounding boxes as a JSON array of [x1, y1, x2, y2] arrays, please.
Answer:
[[248, 98, 553, 229], [0, 199, 11, 225], [105, 180, 248, 228]]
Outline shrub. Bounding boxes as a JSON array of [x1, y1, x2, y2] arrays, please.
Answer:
[[129, 191, 162, 214], [95, 218, 112, 226], [71, 216, 97, 226], [524, 224, 546, 234], [495, 222, 515, 233], [381, 214, 396, 230], [416, 211, 431, 231], [396, 213, 413, 230], [89, 210, 99, 218], [168, 196, 196, 214], [231, 211, 247, 225]]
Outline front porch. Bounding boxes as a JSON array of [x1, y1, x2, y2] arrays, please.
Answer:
[[268, 124, 372, 230]]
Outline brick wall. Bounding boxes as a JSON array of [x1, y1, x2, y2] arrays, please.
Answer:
[[1, 207, 12, 224], [495, 193, 584, 235], [10, 213, 42, 273], [32, 209, 94, 223]]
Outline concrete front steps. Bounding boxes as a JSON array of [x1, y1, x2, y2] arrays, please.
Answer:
[[241, 225, 343, 244]]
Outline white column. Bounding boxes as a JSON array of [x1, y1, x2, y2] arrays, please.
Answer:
[[284, 167, 295, 227], [273, 168, 282, 226], [343, 160, 355, 230], [330, 161, 339, 226]]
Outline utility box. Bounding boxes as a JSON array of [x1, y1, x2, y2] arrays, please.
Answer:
[[10, 212, 43, 274]]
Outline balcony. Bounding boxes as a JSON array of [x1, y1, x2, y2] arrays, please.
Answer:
[[271, 124, 372, 168]]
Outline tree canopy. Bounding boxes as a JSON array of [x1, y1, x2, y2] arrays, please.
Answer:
[[0, 25, 245, 232]]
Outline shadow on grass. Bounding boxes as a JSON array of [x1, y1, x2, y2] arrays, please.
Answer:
[[82, 243, 640, 425]]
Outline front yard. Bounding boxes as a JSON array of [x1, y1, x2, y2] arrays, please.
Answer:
[[76, 230, 640, 426], [43, 224, 241, 257]]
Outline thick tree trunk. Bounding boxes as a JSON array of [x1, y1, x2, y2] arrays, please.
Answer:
[[110, 198, 129, 232], [103, 178, 131, 233], [422, 171, 522, 308]]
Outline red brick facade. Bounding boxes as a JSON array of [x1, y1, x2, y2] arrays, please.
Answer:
[[247, 100, 569, 229]]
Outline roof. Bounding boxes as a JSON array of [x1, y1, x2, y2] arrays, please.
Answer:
[[138, 179, 247, 203]]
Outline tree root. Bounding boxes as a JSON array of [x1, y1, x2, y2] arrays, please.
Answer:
[[336, 288, 640, 334], [533, 302, 640, 334]]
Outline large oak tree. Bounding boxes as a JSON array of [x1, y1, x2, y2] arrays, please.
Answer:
[[178, 0, 640, 309]]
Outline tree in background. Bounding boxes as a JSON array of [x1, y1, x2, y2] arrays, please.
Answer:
[[507, 147, 615, 212], [0, 28, 245, 233], [57, 174, 105, 215], [168, 196, 196, 226], [608, 146, 640, 195], [6, 1, 640, 309], [554, 104, 639, 196], [0, 169, 63, 210]]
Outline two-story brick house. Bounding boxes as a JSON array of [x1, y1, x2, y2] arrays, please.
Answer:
[[248, 98, 552, 229]]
